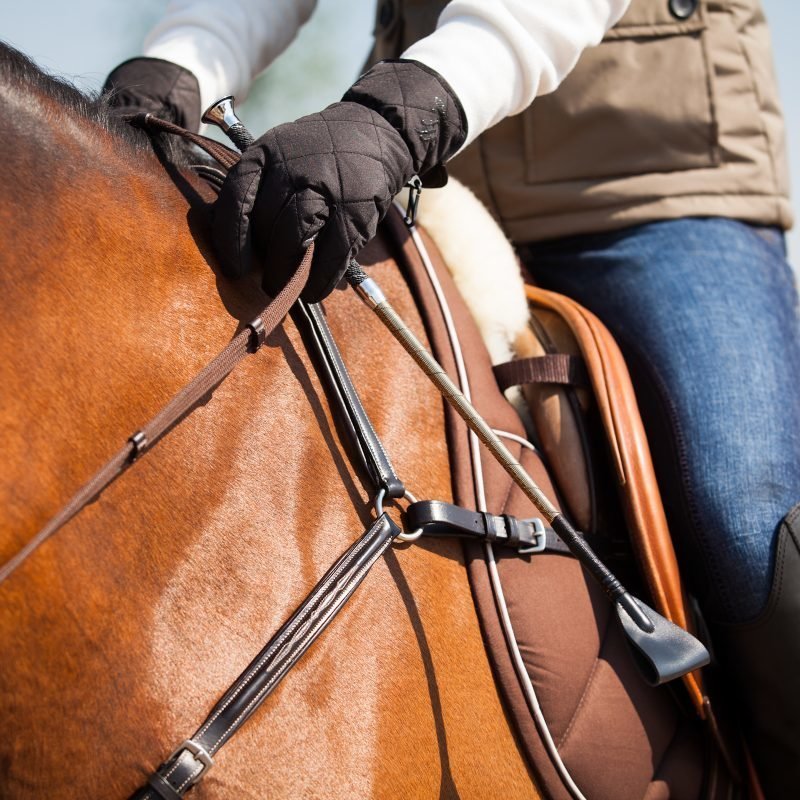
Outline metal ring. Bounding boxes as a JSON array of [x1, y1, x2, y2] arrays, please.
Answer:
[[374, 489, 424, 542]]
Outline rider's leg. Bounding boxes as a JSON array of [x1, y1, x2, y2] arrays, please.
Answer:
[[520, 218, 800, 798]]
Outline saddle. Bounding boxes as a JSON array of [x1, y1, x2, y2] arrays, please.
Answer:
[[383, 208, 742, 799]]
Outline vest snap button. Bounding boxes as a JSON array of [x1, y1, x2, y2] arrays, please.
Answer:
[[668, 0, 698, 20]]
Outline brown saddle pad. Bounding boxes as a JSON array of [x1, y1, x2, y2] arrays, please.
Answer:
[[383, 208, 738, 800]]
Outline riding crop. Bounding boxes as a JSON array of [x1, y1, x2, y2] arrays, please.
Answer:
[[204, 97, 710, 685]]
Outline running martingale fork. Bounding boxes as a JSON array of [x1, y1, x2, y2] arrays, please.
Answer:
[[203, 96, 711, 686]]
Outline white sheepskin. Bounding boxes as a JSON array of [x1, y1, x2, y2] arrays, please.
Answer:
[[410, 178, 529, 366], [403, 178, 535, 431]]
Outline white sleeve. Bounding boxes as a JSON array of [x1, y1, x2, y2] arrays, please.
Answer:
[[402, 0, 631, 148], [143, 0, 317, 114]]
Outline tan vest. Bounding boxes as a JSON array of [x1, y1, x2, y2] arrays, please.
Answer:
[[369, 0, 792, 242]]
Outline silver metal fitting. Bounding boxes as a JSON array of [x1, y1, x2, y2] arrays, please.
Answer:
[[353, 278, 386, 309], [167, 739, 214, 785], [201, 96, 242, 133], [518, 518, 547, 555]]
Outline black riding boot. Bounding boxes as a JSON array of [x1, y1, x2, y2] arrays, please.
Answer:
[[714, 504, 800, 799]]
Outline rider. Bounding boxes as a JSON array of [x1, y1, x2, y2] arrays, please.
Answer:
[[105, 1, 800, 795]]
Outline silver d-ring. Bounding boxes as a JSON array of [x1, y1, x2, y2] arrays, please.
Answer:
[[374, 489, 424, 543]]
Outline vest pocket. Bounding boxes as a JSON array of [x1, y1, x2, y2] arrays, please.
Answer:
[[523, 16, 720, 185]]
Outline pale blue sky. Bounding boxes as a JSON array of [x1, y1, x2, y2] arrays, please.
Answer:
[[2, 0, 797, 265]]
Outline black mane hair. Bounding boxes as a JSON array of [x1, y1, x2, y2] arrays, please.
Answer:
[[0, 40, 195, 165]]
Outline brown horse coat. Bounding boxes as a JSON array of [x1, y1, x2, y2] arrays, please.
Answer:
[[0, 47, 537, 798]]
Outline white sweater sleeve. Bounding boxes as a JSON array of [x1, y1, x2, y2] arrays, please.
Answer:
[[403, 0, 630, 148], [143, 0, 317, 114], [143, 0, 628, 146]]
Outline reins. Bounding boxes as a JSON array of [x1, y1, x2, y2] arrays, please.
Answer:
[[0, 121, 307, 584]]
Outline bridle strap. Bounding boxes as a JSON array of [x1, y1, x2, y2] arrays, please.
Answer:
[[0, 244, 312, 585], [131, 512, 400, 800]]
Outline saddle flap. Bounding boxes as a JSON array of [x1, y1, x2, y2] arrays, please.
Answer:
[[523, 285, 707, 713]]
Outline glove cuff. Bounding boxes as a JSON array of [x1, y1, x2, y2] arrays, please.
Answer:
[[342, 59, 468, 183], [104, 57, 202, 132]]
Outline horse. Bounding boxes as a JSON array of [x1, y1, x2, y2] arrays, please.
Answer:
[[0, 43, 540, 798], [0, 42, 736, 800]]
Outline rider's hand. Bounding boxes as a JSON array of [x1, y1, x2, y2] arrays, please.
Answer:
[[212, 60, 467, 302], [103, 57, 202, 131]]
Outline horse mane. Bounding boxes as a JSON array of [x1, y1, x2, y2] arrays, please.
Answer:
[[0, 40, 194, 165]]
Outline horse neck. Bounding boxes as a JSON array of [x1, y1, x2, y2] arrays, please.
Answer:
[[0, 85, 255, 562], [1, 86, 206, 286], [0, 76, 537, 798]]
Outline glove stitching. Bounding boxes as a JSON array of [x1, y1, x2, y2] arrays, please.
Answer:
[[162, 70, 184, 121], [272, 128, 305, 244], [322, 113, 360, 265], [321, 112, 346, 244], [278, 149, 393, 168], [391, 61, 409, 141], [291, 192, 305, 249], [365, 110, 392, 197], [392, 61, 433, 171], [236, 167, 263, 278]]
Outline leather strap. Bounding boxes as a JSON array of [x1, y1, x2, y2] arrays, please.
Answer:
[[293, 300, 405, 498], [0, 242, 312, 586], [125, 112, 240, 169], [134, 513, 400, 799], [405, 499, 574, 555], [493, 354, 588, 394]]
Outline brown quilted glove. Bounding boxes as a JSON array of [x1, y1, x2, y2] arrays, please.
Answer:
[[104, 57, 201, 131], [213, 60, 467, 301]]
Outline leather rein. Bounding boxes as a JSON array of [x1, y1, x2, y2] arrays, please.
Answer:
[[0, 114, 558, 799]]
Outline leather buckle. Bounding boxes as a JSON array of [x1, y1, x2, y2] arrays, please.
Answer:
[[518, 518, 547, 555], [167, 739, 213, 785]]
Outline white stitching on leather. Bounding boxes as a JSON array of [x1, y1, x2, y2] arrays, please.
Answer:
[[195, 516, 387, 741], [208, 529, 395, 751], [315, 308, 398, 489]]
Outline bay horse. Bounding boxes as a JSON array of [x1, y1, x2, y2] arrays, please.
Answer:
[[0, 43, 734, 800], [0, 43, 536, 798]]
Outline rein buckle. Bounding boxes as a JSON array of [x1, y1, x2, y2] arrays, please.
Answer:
[[167, 738, 213, 784]]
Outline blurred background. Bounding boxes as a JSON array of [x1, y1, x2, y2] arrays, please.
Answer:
[[1, 0, 797, 269]]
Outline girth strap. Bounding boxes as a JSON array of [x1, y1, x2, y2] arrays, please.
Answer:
[[133, 513, 400, 799], [293, 300, 405, 498]]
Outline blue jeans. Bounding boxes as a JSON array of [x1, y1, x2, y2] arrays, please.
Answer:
[[522, 218, 800, 624]]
